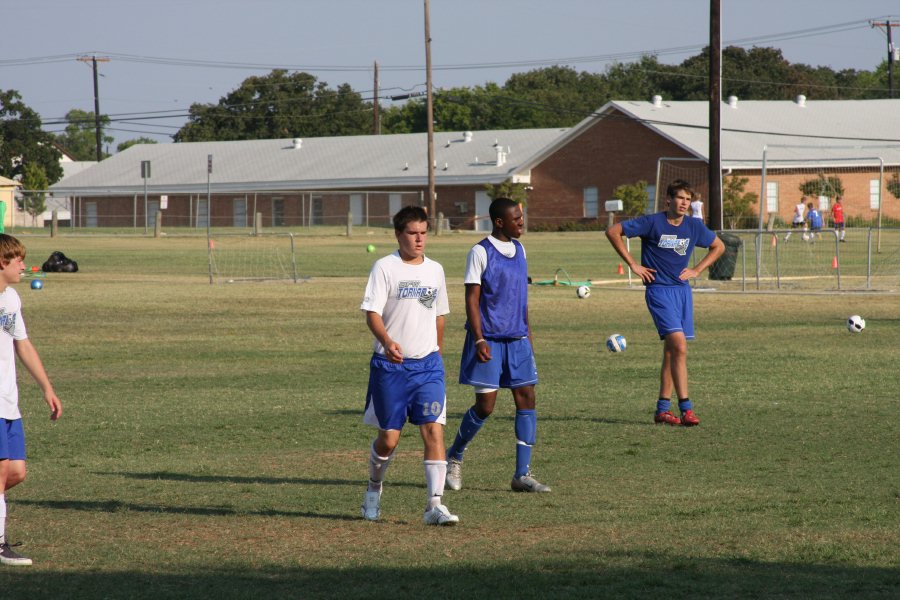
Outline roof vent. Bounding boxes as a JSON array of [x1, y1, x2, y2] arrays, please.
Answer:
[[292, 138, 302, 149], [495, 145, 506, 167], [727, 95, 738, 108], [795, 94, 807, 107], [463, 131, 473, 143], [651, 95, 663, 107]]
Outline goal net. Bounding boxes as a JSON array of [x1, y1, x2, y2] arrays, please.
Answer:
[[208, 233, 299, 283]]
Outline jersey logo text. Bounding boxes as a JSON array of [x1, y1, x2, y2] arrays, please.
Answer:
[[658, 235, 690, 256], [397, 280, 438, 309]]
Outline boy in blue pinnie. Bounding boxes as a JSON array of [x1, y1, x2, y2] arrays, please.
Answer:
[[445, 198, 550, 494], [606, 182, 724, 426]]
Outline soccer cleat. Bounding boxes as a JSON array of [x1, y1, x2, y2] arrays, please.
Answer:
[[446, 458, 463, 491], [654, 411, 682, 426], [511, 471, 551, 493], [681, 409, 700, 427], [423, 504, 459, 526], [360, 489, 382, 521], [0, 542, 33, 566]]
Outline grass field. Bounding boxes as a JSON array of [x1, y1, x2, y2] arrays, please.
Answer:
[[1, 233, 897, 599]]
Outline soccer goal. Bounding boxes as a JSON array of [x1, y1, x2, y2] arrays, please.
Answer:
[[655, 157, 709, 213], [207, 233, 300, 284]]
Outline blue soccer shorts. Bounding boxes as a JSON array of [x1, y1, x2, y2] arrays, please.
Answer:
[[363, 351, 446, 431], [645, 285, 695, 340], [459, 332, 538, 391], [0, 418, 27, 461]]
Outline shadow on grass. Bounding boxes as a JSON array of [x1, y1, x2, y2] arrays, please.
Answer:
[[2, 556, 897, 600], [91, 471, 423, 488], [15, 499, 356, 521], [328, 409, 650, 426]]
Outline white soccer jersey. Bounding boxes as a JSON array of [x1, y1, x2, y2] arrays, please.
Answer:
[[0, 287, 28, 420], [463, 235, 526, 284], [361, 251, 449, 359]]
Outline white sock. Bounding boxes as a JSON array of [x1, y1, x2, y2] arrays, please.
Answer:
[[368, 442, 393, 492], [0, 494, 6, 544], [424, 460, 447, 510]]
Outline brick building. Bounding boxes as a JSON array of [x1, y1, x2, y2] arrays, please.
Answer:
[[51, 98, 900, 230]]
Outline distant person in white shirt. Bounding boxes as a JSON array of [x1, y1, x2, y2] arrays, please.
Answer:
[[690, 193, 704, 221], [785, 196, 807, 241]]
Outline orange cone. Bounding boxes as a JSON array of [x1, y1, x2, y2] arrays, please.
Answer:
[[771, 235, 777, 247], [209, 239, 215, 249], [617, 263, 625, 275], [832, 256, 838, 269]]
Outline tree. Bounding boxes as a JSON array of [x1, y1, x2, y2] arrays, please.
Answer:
[[54, 109, 113, 160], [0, 89, 63, 184], [174, 70, 373, 141], [887, 172, 900, 200], [799, 174, 844, 199], [612, 181, 649, 217], [723, 174, 758, 229], [117, 137, 158, 153], [19, 162, 48, 225], [485, 178, 529, 205]]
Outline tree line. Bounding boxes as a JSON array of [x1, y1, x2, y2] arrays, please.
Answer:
[[1, 45, 894, 192]]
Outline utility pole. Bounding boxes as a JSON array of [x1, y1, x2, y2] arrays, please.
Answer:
[[373, 61, 380, 134], [871, 20, 899, 98], [77, 55, 110, 161], [708, 0, 722, 230], [423, 0, 436, 225]]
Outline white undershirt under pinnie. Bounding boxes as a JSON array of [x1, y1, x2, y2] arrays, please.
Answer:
[[464, 235, 526, 284]]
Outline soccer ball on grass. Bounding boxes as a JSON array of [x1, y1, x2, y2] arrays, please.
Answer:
[[846, 315, 865, 333], [606, 334, 626, 352], [576, 285, 591, 299]]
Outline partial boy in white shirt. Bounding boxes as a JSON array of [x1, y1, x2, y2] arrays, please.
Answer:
[[0, 234, 62, 566]]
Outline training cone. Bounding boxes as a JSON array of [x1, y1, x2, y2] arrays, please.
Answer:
[[832, 256, 838, 269], [771, 235, 777, 247], [617, 263, 625, 275]]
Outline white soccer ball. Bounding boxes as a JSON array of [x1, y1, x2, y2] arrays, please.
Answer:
[[606, 333, 627, 352], [847, 315, 865, 333], [576, 285, 591, 299]]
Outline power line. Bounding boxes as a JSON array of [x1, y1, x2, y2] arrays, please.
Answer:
[[2, 17, 895, 74]]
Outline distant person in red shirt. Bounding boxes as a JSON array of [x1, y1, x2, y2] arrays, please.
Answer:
[[831, 196, 845, 242]]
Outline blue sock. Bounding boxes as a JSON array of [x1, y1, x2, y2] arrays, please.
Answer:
[[514, 409, 536, 478], [678, 398, 692, 413], [447, 407, 487, 461], [656, 398, 671, 414]]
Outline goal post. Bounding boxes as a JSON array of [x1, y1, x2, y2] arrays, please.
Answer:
[[207, 232, 299, 284]]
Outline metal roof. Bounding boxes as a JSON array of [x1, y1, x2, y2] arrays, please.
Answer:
[[601, 98, 900, 168], [50, 128, 569, 195]]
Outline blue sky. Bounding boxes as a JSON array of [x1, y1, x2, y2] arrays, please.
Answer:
[[5, 0, 898, 148]]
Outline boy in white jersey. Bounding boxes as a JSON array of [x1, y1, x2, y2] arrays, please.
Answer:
[[0, 234, 62, 566], [359, 206, 458, 525]]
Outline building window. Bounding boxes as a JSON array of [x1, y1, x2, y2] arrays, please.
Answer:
[[870, 179, 880, 210], [583, 187, 598, 218], [272, 197, 284, 227], [766, 181, 778, 213], [645, 184, 656, 214]]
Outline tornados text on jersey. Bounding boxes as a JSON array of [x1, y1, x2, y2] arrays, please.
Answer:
[[397, 280, 438, 308], [657, 235, 691, 256], [0, 309, 17, 336]]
